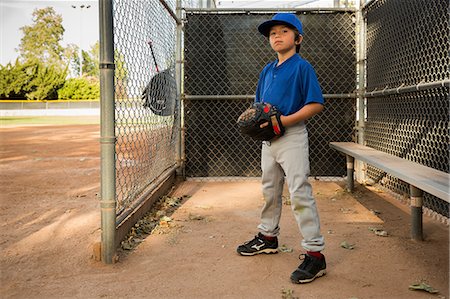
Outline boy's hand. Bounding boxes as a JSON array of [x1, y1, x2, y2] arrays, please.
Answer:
[[260, 114, 286, 128], [280, 103, 324, 127], [260, 122, 269, 128]]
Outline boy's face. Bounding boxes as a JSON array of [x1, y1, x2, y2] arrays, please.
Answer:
[[269, 25, 302, 54]]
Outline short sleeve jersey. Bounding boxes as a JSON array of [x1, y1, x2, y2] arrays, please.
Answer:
[[255, 54, 324, 116]]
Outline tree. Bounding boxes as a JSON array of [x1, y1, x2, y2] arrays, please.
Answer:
[[26, 63, 67, 100], [2, 7, 104, 100], [114, 49, 128, 98], [18, 7, 65, 69], [0, 59, 36, 99], [0, 6, 67, 100], [0, 58, 66, 100], [58, 77, 99, 100], [64, 43, 81, 78], [82, 41, 99, 78]]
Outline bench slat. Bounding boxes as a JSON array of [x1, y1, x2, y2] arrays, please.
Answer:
[[330, 142, 450, 203]]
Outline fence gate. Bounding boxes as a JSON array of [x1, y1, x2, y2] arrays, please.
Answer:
[[183, 10, 357, 178]]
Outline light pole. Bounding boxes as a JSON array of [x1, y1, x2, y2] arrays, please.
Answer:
[[71, 4, 91, 77]]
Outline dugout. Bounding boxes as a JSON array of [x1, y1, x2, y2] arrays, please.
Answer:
[[98, 0, 449, 263]]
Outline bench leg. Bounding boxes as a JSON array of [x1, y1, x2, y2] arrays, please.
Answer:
[[346, 155, 354, 192], [410, 185, 423, 241]]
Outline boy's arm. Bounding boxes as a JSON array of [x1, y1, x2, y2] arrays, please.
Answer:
[[278, 62, 324, 127], [280, 102, 323, 127], [260, 102, 323, 129]]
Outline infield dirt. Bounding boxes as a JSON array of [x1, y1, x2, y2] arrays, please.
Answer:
[[0, 124, 448, 299]]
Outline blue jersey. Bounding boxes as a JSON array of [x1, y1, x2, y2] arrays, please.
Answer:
[[255, 54, 324, 116]]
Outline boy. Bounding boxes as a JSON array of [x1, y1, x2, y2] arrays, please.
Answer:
[[236, 13, 326, 284]]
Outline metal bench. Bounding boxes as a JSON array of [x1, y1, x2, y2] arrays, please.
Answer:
[[330, 142, 450, 241]]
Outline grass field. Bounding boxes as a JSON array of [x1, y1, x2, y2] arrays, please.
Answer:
[[0, 116, 100, 127]]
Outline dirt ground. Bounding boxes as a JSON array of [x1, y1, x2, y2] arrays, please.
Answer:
[[0, 124, 448, 299]]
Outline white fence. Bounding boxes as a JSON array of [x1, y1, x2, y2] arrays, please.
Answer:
[[0, 101, 100, 116]]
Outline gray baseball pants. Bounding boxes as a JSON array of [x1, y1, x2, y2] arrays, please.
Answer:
[[257, 122, 325, 252]]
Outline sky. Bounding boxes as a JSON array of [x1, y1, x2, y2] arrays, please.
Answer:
[[216, 0, 336, 8], [0, 0, 343, 66], [0, 0, 99, 66]]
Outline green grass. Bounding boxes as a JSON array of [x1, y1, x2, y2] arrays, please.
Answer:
[[0, 116, 100, 127]]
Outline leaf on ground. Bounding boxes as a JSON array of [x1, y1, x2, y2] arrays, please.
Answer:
[[159, 216, 173, 227], [140, 225, 153, 234], [340, 207, 354, 214], [409, 282, 439, 294], [364, 178, 375, 186], [279, 244, 293, 253], [195, 205, 213, 210], [166, 197, 181, 207], [374, 230, 388, 237], [121, 242, 134, 250], [368, 227, 388, 237], [119, 194, 186, 253], [340, 241, 355, 250], [189, 214, 205, 221], [156, 210, 166, 218], [281, 288, 299, 299], [160, 216, 172, 222]]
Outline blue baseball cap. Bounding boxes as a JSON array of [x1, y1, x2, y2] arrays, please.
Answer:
[[258, 13, 304, 37]]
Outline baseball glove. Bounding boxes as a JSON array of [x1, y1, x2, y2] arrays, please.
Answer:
[[237, 102, 285, 141], [142, 68, 176, 116]]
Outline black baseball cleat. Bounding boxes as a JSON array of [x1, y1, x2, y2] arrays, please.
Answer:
[[236, 233, 278, 256], [290, 253, 326, 284]]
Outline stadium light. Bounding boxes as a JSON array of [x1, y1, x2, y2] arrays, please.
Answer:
[[71, 4, 92, 77]]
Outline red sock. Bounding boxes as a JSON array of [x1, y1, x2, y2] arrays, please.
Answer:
[[261, 234, 277, 241], [307, 251, 323, 259]]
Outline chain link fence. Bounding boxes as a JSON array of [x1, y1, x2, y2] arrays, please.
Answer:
[[184, 10, 356, 178], [100, 0, 448, 261], [364, 0, 449, 221], [112, 0, 179, 217]]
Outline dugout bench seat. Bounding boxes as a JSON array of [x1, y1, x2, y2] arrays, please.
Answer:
[[330, 142, 450, 241]]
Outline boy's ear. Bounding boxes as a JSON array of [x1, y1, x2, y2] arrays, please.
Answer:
[[295, 35, 303, 45]]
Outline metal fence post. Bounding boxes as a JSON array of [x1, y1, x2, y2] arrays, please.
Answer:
[[176, 0, 185, 177], [355, 1, 367, 184], [99, 0, 116, 264]]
